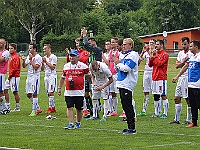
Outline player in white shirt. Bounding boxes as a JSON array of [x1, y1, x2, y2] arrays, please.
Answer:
[[87, 60, 113, 122], [137, 39, 155, 117], [41, 44, 57, 114], [169, 37, 193, 124], [21, 43, 42, 116]]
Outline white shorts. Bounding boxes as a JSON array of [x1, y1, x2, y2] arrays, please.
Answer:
[[0, 74, 5, 91], [92, 86, 109, 100], [152, 80, 167, 95], [143, 71, 152, 92], [109, 74, 119, 93], [26, 75, 40, 94], [44, 75, 57, 93], [175, 76, 188, 98], [4, 77, 20, 92]]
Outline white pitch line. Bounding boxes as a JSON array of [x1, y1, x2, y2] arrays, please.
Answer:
[[139, 142, 193, 148], [1, 121, 200, 137]]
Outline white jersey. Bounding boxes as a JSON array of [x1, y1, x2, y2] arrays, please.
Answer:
[[25, 54, 42, 76], [177, 50, 193, 77], [142, 51, 153, 71], [43, 54, 57, 76], [102, 52, 109, 64], [89, 61, 112, 85]]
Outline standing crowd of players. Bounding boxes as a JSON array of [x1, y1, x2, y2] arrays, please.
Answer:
[[1, 28, 200, 134]]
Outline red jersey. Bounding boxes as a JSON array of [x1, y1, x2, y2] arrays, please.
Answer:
[[9, 52, 20, 78], [66, 48, 90, 65], [148, 50, 168, 81]]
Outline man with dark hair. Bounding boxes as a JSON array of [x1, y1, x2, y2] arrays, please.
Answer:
[[81, 27, 102, 62], [169, 37, 192, 125], [21, 43, 42, 116], [149, 40, 169, 119], [4, 43, 21, 112], [172, 40, 200, 128]]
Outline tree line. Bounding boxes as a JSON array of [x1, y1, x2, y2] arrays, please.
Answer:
[[0, 0, 199, 53]]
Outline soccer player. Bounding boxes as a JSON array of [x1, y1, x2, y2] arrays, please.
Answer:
[[87, 60, 113, 122], [107, 37, 120, 116], [137, 39, 155, 117], [21, 43, 42, 116], [113, 38, 139, 134], [169, 37, 192, 124], [41, 44, 57, 114], [58, 50, 91, 130], [148, 40, 169, 119], [0, 38, 10, 114], [172, 40, 200, 128], [4, 43, 21, 112]]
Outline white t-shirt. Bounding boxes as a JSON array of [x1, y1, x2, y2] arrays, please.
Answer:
[[142, 51, 153, 71], [25, 53, 42, 76], [89, 61, 112, 85], [43, 54, 57, 76]]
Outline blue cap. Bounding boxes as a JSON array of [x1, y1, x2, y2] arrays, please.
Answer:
[[69, 49, 79, 56]]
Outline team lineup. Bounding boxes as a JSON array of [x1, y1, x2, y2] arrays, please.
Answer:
[[0, 27, 200, 135]]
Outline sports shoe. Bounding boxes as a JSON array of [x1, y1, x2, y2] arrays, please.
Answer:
[[10, 107, 20, 112], [168, 120, 180, 124], [45, 107, 52, 114], [186, 122, 197, 128], [2, 109, 10, 115], [65, 123, 75, 130], [136, 111, 146, 117], [159, 112, 163, 117], [109, 112, 118, 116], [119, 112, 126, 118], [36, 109, 42, 115], [106, 111, 111, 116], [29, 111, 36, 116], [86, 117, 98, 120], [51, 107, 56, 113], [123, 129, 137, 135], [83, 109, 89, 117], [75, 122, 81, 129], [122, 117, 127, 121], [182, 121, 191, 125], [149, 113, 158, 118], [160, 114, 167, 119], [100, 116, 107, 122]]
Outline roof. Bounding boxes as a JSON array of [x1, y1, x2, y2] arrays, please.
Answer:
[[139, 27, 200, 38]]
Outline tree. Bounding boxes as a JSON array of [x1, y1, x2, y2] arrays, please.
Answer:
[[143, 0, 200, 33]]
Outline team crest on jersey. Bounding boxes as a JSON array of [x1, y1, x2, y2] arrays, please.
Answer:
[[78, 65, 81, 68]]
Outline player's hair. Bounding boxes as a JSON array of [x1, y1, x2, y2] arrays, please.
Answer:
[[191, 40, 200, 49], [181, 37, 190, 44], [88, 37, 96, 42], [156, 40, 164, 46], [9, 43, 17, 50], [29, 42, 37, 51], [44, 44, 51, 49], [117, 38, 123, 46]]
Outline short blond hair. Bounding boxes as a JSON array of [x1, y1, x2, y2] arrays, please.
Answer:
[[123, 38, 134, 48]]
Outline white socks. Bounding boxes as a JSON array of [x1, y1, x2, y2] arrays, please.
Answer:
[[112, 97, 118, 113], [175, 103, 182, 121], [92, 100, 99, 118], [142, 95, 149, 112]]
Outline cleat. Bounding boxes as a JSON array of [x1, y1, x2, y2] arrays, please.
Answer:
[[29, 112, 36, 116], [75, 122, 81, 129], [36, 109, 42, 115], [86, 117, 98, 120], [136, 111, 146, 117], [51, 107, 56, 113], [106, 111, 111, 116], [149, 113, 158, 118], [186, 122, 197, 128], [45, 107, 52, 114], [160, 114, 167, 119], [10, 107, 20, 112], [100, 115, 107, 122], [64, 123, 75, 130], [159, 112, 163, 117], [182, 121, 191, 125], [109, 112, 118, 116], [123, 129, 137, 135], [119, 112, 126, 118], [168, 120, 180, 124], [122, 117, 127, 121]]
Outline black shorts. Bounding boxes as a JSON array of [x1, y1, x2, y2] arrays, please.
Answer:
[[85, 79, 91, 92], [65, 96, 84, 110]]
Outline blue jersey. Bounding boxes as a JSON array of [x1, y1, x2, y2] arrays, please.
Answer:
[[188, 52, 200, 88]]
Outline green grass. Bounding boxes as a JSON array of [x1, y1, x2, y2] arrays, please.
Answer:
[[1, 57, 200, 150]]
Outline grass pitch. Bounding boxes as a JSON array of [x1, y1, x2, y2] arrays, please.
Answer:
[[1, 58, 200, 150]]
